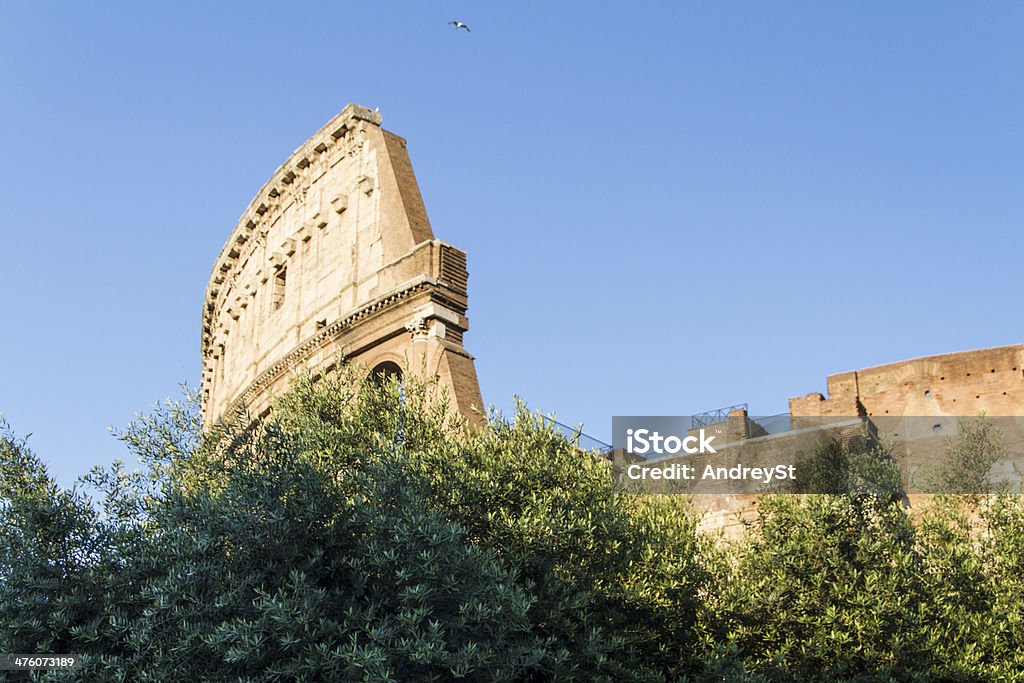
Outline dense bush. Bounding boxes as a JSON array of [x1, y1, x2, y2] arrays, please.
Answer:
[[0, 372, 708, 681], [1, 373, 1022, 681], [792, 434, 903, 498]]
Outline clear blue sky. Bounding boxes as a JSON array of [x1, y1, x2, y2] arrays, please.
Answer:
[[2, 2, 1021, 487]]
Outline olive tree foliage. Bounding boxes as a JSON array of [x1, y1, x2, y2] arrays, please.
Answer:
[[4, 379, 1024, 682], [0, 370, 710, 682], [928, 415, 1011, 495], [266, 373, 712, 681], [977, 495, 1024, 671], [792, 434, 903, 499], [911, 495, 1024, 680], [703, 491, 933, 681], [699, 437, 1024, 682]]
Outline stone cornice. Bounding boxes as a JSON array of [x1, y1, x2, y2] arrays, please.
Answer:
[[218, 274, 464, 421]]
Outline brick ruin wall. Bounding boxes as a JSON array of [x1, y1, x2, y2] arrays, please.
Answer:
[[790, 345, 1024, 419], [691, 345, 1024, 535]]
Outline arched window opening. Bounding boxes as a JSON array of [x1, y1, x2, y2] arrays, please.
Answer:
[[371, 361, 407, 445], [371, 361, 403, 385]]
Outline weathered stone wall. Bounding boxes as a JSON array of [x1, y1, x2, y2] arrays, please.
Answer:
[[202, 104, 483, 423], [688, 345, 1024, 535], [790, 345, 1024, 419]]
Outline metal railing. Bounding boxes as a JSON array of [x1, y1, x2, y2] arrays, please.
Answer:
[[692, 403, 748, 427], [540, 411, 792, 461], [541, 416, 614, 456], [749, 413, 792, 436]]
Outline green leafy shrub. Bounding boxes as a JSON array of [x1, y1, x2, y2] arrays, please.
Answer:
[[3, 377, 1024, 682], [0, 371, 709, 681]]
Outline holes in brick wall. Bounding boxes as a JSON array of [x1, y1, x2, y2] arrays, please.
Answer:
[[933, 424, 942, 433], [924, 390, 932, 397], [940, 376, 945, 380], [316, 319, 327, 330]]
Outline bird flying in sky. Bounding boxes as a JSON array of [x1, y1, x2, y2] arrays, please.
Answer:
[[448, 21, 470, 32]]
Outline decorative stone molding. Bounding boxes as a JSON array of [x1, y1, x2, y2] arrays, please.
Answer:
[[405, 315, 430, 341]]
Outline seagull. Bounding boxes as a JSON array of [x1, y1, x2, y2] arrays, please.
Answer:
[[448, 21, 470, 32]]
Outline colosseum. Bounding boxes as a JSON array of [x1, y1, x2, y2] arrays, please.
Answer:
[[201, 104, 483, 424]]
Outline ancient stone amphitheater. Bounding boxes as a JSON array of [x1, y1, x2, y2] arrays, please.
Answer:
[[201, 104, 482, 424]]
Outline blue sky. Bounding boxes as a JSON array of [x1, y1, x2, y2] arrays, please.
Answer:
[[1, 1, 1021, 486]]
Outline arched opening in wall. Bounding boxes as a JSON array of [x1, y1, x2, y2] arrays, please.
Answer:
[[371, 361, 403, 385], [371, 361, 407, 444]]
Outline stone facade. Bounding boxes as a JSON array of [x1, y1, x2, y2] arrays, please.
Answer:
[[201, 104, 483, 424]]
